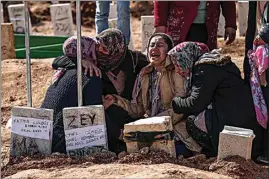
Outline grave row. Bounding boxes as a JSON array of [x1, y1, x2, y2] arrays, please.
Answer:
[[2, 2, 249, 52]]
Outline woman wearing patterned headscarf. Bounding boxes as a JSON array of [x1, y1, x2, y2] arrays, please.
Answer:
[[170, 42, 264, 160], [103, 35, 207, 156], [42, 29, 149, 154]]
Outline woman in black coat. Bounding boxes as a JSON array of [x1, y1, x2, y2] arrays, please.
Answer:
[[169, 42, 264, 160]]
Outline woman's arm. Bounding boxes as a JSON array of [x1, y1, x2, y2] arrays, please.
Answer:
[[172, 65, 219, 114], [154, 1, 169, 32]]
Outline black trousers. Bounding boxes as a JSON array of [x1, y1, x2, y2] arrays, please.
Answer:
[[105, 104, 136, 154], [186, 23, 208, 45]]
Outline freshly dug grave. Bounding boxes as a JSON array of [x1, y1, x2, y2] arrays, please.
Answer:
[[2, 149, 268, 179]]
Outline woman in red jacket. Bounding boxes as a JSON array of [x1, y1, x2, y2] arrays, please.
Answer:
[[154, 1, 237, 50]]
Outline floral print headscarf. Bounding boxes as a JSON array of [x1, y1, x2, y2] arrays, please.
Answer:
[[168, 42, 209, 93]]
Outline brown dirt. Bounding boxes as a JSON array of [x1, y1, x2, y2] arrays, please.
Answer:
[[1, 2, 268, 179], [2, 149, 268, 179]]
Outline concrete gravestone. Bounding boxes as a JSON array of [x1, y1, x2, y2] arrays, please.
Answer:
[[63, 105, 108, 158], [124, 116, 176, 158], [1, 23, 16, 60], [50, 3, 74, 36], [109, 3, 117, 19], [217, 8, 225, 37], [238, 1, 249, 36], [1, 3, 3, 23], [141, 16, 154, 52], [8, 4, 32, 34], [218, 125, 255, 160], [10, 106, 54, 157]]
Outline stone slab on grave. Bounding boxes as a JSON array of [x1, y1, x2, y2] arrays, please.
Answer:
[[7, 4, 32, 34], [124, 116, 176, 158], [10, 106, 54, 157], [141, 16, 154, 52], [50, 3, 74, 36], [217, 125, 255, 160], [1, 23, 16, 60], [238, 1, 249, 36], [63, 105, 108, 158]]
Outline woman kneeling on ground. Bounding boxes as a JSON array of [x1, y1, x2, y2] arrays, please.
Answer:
[[103, 34, 204, 156], [41, 29, 148, 154], [170, 42, 264, 160]]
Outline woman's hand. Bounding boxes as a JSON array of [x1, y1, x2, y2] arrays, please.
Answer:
[[82, 60, 102, 78], [103, 94, 116, 109]]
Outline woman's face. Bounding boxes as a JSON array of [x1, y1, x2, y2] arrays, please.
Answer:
[[148, 36, 169, 66]]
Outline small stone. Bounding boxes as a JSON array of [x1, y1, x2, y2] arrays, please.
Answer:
[[140, 147, 150, 155], [118, 151, 127, 159], [177, 155, 184, 161]]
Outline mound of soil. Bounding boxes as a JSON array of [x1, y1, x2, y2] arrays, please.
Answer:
[[2, 149, 268, 179]]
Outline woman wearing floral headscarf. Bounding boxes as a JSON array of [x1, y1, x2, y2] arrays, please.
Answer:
[[104, 34, 206, 155], [42, 29, 148, 154], [170, 42, 264, 160]]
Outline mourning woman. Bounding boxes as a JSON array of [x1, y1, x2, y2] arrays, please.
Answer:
[[41, 29, 148, 154]]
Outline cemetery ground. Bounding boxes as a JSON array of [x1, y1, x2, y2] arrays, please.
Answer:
[[1, 2, 269, 178]]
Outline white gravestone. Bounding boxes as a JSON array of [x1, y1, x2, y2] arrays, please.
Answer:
[[8, 4, 32, 34], [218, 126, 255, 160], [217, 8, 225, 37], [124, 116, 176, 158], [141, 16, 154, 52], [63, 105, 108, 158], [238, 1, 249, 36], [10, 107, 54, 157], [1, 3, 3, 23], [109, 3, 117, 19], [50, 3, 74, 36]]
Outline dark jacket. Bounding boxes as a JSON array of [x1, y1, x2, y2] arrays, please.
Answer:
[[172, 57, 263, 159], [54, 50, 149, 101], [154, 1, 237, 49], [41, 56, 103, 153]]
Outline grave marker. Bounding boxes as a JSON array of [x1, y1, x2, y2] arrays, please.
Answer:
[[238, 1, 249, 36], [1, 23, 16, 60], [63, 106, 108, 158], [218, 126, 255, 160], [50, 3, 74, 36], [1, 3, 3, 22], [217, 9, 225, 37], [141, 16, 154, 52], [109, 3, 117, 19], [7, 4, 32, 34], [124, 116, 176, 158], [10, 107, 53, 157]]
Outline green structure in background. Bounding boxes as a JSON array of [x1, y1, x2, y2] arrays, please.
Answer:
[[14, 34, 69, 58]]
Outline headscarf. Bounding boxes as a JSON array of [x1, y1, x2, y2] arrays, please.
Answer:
[[96, 28, 127, 71], [63, 28, 127, 72], [248, 44, 269, 129], [63, 36, 98, 65], [131, 33, 174, 105], [168, 42, 209, 93]]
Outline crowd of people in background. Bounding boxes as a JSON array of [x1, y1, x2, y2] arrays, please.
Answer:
[[40, 1, 269, 165]]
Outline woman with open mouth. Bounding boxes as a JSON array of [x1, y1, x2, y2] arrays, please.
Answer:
[[104, 33, 204, 156]]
